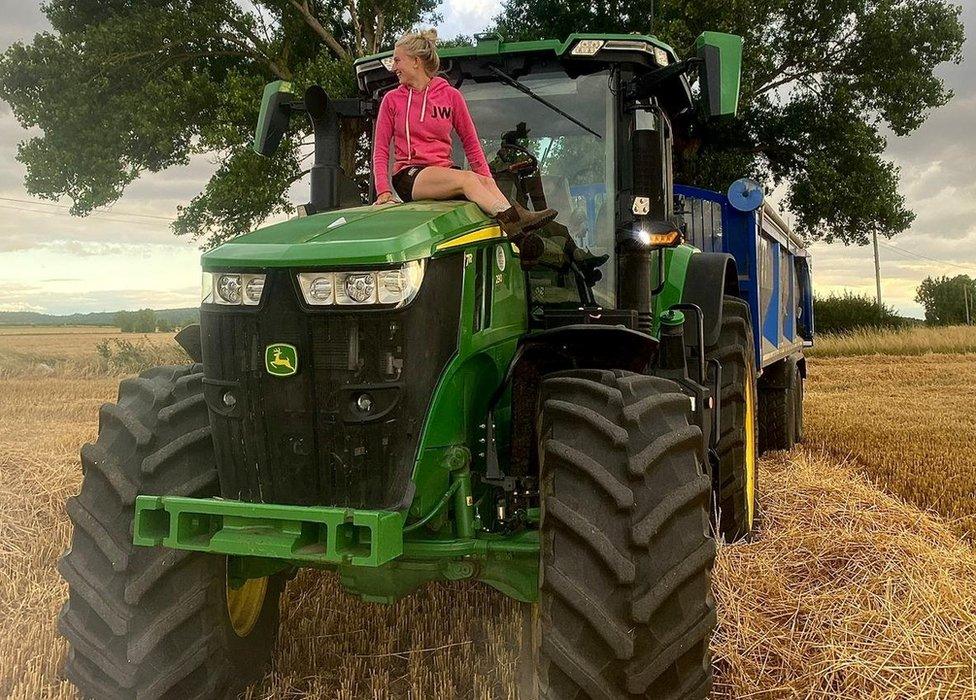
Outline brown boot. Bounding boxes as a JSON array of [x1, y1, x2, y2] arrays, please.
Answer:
[[494, 206, 544, 265], [514, 202, 558, 232], [495, 205, 523, 237]]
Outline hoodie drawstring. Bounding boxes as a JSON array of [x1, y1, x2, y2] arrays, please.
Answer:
[[405, 84, 431, 160], [405, 89, 413, 159]]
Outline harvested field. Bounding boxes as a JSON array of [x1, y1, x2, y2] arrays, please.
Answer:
[[0, 327, 185, 378], [806, 353, 976, 539], [3, 329, 976, 698], [712, 449, 976, 698]]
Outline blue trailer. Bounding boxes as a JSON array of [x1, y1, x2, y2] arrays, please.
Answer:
[[675, 180, 814, 451]]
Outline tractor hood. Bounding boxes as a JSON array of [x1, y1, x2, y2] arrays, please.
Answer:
[[201, 200, 494, 270]]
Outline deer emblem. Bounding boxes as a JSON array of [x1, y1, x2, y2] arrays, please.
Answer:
[[265, 344, 298, 376], [270, 347, 294, 371]]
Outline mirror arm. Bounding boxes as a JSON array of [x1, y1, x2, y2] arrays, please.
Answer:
[[628, 58, 702, 100]]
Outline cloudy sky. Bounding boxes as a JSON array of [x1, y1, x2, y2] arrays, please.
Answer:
[[0, 0, 971, 316]]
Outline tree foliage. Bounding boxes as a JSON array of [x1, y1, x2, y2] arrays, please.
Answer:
[[0, 0, 963, 249], [115, 308, 158, 333], [0, 0, 438, 247], [915, 274, 976, 326], [496, 0, 964, 246], [813, 291, 901, 333]]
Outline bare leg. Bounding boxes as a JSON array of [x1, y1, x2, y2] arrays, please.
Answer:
[[412, 167, 510, 215]]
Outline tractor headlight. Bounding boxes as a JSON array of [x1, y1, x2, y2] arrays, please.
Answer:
[[202, 272, 214, 304], [571, 39, 605, 56], [217, 274, 242, 304], [337, 272, 377, 305], [244, 276, 265, 304], [202, 272, 267, 305], [377, 261, 425, 305], [296, 260, 425, 307]]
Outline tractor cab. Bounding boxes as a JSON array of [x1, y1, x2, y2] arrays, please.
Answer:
[[253, 32, 742, 328], [363, 34, 741, 315]]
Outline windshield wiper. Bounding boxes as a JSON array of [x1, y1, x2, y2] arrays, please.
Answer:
[[487, 65, 602, 139]]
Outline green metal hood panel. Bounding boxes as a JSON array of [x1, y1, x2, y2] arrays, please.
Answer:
[[202, 201, 493, 269]]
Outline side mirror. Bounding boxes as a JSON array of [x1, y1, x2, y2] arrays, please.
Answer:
[[694, 32, 743, 118], [253, 80, 295, 157]]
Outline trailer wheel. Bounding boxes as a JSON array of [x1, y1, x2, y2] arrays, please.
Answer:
[[523, 369, 715, 699], [757, 358, 800, 453], [58, 364, 283, 699], [703, 297, 758, 542]]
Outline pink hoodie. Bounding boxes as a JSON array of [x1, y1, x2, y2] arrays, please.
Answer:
[[372, 77, 491, 195]]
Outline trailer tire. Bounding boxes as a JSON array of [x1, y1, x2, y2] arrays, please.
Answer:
[[58, 364, 283, 699], [757, 359, 799, 453], [702, 297, 758, 542], [524, 369, 715, 699]]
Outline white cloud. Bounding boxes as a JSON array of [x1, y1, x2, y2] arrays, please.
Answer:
[[438, 0, 500, 38]]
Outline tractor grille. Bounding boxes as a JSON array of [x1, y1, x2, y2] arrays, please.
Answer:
[[199, 256, 463, 509]]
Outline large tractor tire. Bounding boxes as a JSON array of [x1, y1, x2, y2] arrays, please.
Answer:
[[58, 364, 283, 699], [703, 297, 758, 543], [757, 357, 802, 453], [523, 369, 716, 699]]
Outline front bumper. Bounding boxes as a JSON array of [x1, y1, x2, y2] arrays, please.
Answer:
[[133, 495, 406, 567]]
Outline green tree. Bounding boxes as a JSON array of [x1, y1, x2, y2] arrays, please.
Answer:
[[0, 0, 439, 248], [115, 308, 157, 332], [915, 275, 976, 326], [494, 0, 964, 246], [114, 310, 133, 332]]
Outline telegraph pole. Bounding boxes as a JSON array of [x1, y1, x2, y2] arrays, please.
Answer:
[[965, 283, 972, 325], [872, 230, 882, 306]]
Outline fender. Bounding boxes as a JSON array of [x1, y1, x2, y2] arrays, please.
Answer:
[[681, 252, 740, 347], [175, 324, 203, 363], [521, 324, 657, 374], [499, 324, 659, 483]]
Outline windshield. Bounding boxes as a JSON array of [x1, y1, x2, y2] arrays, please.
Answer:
[[456, 70, 616, 307]]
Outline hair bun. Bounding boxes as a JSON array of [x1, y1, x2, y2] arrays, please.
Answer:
[[419, 28, 438, 44]]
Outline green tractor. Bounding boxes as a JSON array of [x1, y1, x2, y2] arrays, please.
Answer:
[[59, 31, 755, 698]]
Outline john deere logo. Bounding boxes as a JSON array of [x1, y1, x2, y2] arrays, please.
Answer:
[[265, 343, 298, 377]]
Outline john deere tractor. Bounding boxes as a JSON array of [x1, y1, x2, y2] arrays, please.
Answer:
[[59, 31, 754, 699]]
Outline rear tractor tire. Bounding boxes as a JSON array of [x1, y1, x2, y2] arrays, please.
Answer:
[[58, 364, 283, 699], [522, 369, 716, 699]]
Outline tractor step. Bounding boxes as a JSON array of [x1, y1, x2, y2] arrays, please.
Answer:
[[133, 495, 406, 567]]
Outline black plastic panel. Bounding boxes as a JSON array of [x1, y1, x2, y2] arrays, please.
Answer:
[[200, 256, 463, 509]]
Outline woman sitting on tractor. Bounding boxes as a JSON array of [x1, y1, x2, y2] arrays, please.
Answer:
[[372, 30, 556, 238]]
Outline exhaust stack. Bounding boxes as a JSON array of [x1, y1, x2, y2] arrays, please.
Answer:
[[304, 86, 342, 213]]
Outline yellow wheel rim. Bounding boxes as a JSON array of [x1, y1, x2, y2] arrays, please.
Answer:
[[744, 366, 757, 529], [226, 563, 268, 638]]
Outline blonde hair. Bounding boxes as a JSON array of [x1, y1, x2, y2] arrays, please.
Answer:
[[396, 29, 440, 75]]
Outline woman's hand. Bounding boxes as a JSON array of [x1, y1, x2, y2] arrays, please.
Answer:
[[374, 192, 395, 205]]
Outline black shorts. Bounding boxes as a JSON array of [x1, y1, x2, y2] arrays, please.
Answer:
[[391, 166, 426, 202]]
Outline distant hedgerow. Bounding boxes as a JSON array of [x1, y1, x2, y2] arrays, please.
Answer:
[[813, 292, 901, 334]]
